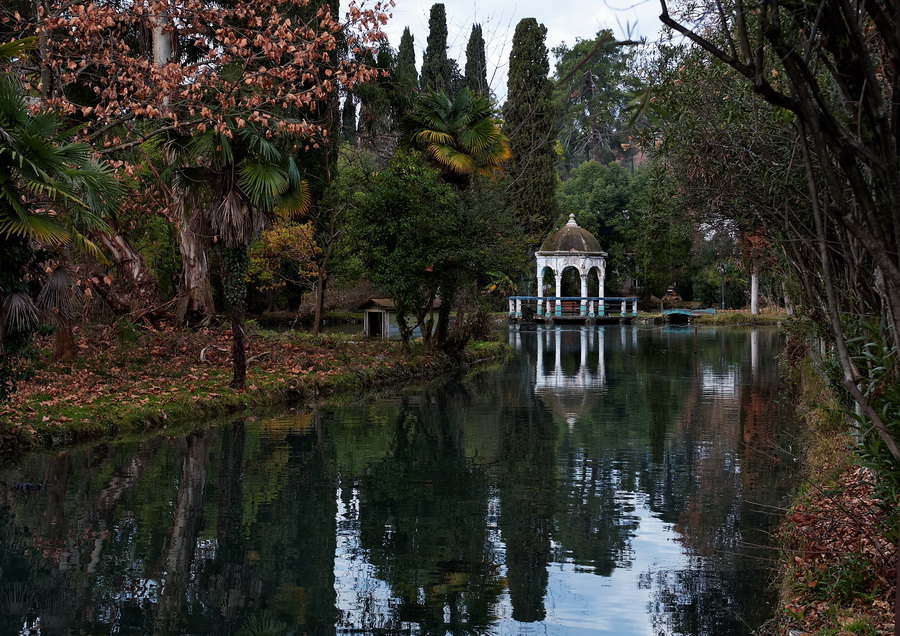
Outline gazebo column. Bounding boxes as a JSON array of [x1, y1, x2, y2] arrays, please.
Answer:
[[554, 271, 563, 316], [536, 271, 543, 316], [579, 273, 588, 316], [598, 268, 606, 316]]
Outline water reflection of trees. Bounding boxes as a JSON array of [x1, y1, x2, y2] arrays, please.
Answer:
[[645, 328, 796, 636], [0, 414, 341, 634], [0, 327, 796, 635], [353, 393, 503, 633]]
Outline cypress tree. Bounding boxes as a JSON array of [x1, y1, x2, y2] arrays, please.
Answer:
[[464, 24, 488, 95], [504, 18, 558, 243], [341, 94, 357, 144], [420, 3, 452, 93], [390, 26, 419, 122], [396, 27, 418, 87]]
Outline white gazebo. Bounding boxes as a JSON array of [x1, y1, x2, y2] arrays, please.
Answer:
[[535, 214, 607, 317]]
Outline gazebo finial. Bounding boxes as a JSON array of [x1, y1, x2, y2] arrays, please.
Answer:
[[566, 213, 578, 227]]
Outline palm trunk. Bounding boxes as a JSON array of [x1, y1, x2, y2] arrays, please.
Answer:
[[228, 301, 246, 390], [94, 228, 160, 313], [53, 315, 76, 362], [222, 247, 248, 390], [175, 224, 214, 323]]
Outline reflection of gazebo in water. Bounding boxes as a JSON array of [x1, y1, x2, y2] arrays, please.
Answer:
[[508, 214, 637, 322], [509, 327, 632, 429], [534, 327, 606, 428]]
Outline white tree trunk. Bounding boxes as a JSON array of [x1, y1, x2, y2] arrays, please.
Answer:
[[152, 11, 173, 108], [750, 268, 760, 314]]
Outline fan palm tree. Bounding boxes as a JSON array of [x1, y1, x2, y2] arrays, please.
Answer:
[[1, 38, 120, 390], [165, 121, 310, 389], [0, 39, 116, 250], [408, 87, 511, 190]]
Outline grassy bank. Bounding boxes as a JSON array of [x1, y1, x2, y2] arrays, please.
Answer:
[[692, 308, 789, 325], [0, 323, 506, 454], [770, 356, 896, 635]]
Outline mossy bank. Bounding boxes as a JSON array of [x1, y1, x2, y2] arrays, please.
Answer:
[[0, 325, 507, 454], [768, 355, 896, 635]]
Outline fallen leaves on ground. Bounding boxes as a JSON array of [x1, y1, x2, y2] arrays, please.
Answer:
[[1, 321, 405, 431], [781, 464, 897, 635]]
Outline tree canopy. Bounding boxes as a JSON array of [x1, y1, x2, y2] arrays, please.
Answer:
[[503, 18, 558, 243]]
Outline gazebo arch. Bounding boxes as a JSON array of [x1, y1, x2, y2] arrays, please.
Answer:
[[535, 214, 607, 316]]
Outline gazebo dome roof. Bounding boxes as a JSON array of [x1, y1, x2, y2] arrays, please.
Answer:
[[540, 214, 604, 253]]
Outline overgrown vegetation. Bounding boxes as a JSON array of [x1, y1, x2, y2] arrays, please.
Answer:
[[772, 328, 897, 635]]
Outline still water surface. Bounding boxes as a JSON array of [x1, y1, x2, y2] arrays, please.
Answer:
[[0, 325, 796, 635]]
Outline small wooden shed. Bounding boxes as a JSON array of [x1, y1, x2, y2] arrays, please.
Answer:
[[359, 298, 440, 339]]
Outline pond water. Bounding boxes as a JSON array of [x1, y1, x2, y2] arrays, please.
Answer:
[[0, 325, 798, 635]]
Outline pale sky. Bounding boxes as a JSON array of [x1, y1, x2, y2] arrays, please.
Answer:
[[379, 0, 665, 100]]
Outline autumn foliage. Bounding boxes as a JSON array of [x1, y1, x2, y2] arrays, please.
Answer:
[[2, 0, 391, 147]]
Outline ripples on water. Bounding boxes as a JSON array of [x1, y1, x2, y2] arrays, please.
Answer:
[[0, 326, 797, 635]]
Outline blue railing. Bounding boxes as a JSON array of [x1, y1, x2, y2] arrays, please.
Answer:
[[508, 296, 639, 318]]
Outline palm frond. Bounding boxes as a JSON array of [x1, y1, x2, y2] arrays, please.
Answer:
[[238, 161, 288, 205], [215, 133, 234, 167], [284, 155, 303, 186], [0, 206, 70, 243], [1, 291, 38, 333], [65, 160, 122, 225], [37, 266, 82, 325], [414, 130, 454, 146], [240, 126, 282, 164], [428, 144, 475, 175], [0, 38, 38, 62], [70, 229, 109, 263], [274, 177, 311, 218], [29, 111, 64, 141], [458, 122, 502, 153]]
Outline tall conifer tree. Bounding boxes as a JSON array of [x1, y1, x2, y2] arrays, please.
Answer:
[[420, 3, 452, 93], [504, 18, 557, 242], [396, 27, 418, 87], [464, 24, 488, 95], [341, 95, 357, 144], [391, 27, 419, 121]]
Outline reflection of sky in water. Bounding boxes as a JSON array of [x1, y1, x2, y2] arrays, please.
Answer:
[[334, 487, 395, 630], [511, 504, 677, 636], [701, 366, 738, 398], [334, 487, 702, 635]]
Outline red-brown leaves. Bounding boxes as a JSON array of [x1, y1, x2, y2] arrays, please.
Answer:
[[3, 0, 389, 149]]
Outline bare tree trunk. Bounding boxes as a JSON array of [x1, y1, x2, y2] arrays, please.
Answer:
[[37, 3, 53, 102], [151, 13, 173, 66], [750, 268, 759, 315], [312, 267, 326, 336], [93, 229, 160, 313], [174, 223, 214, 323], [895, 541, 900, 636]]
